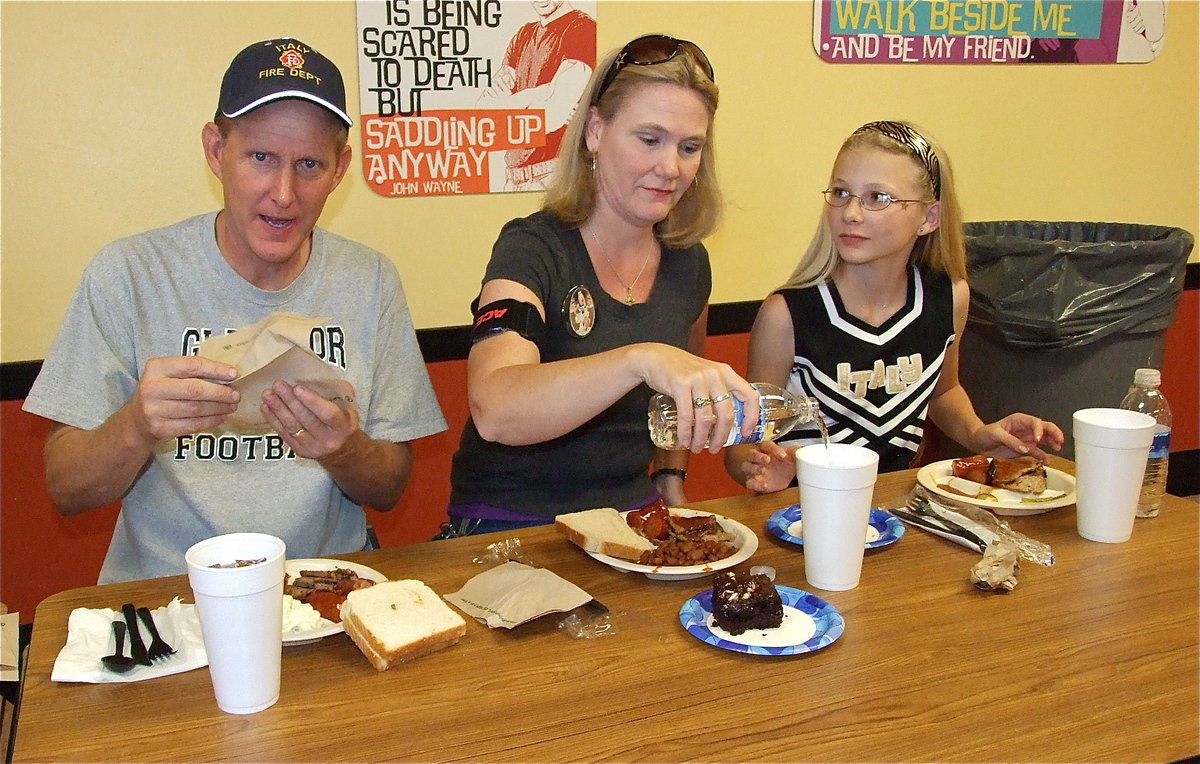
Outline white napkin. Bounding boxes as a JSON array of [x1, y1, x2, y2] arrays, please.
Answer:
[[52, 598, 208, 683], [1, 611, 20, 682]]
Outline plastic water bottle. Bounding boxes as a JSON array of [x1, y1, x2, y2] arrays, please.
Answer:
[[648, 383, 821, 450], [1119, 368, 1172, 518]]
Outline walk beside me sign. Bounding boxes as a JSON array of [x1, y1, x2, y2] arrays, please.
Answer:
[[813, 0, 1167, 64]]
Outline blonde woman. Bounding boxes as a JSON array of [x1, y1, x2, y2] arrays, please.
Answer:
[[444, 35, 757, 536]]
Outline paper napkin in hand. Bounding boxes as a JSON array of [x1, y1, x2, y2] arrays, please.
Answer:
[[52, 598, 208, 683], [444, 561, 593, 629], [197, 312, 354, 433]]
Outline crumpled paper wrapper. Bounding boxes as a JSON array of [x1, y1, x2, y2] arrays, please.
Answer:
[[444, 561, 593, 629], [971, 541, 1020, 592], [197, 312, 353, 433]]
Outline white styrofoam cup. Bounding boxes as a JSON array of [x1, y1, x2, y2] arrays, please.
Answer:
[[185, 533, 285, 714], [1072, 408, 1156, 543], [796, 443, 879, 591]]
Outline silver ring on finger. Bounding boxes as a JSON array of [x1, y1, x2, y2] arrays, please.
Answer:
[[712, 392, 732, 404], [693, 396, 713, 408], [293, 428, 306, 437]]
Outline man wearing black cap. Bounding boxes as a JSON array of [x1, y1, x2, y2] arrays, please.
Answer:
[[24, 39, 447, 584]]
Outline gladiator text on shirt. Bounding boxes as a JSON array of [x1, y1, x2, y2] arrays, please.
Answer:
[[180, 325, 348, 369]]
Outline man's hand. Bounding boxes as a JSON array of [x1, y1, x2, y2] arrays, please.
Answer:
[[44, 355, 238, 514], [261, 379, 413, 511], [260, 379, 359, 460], [130, 356, 240, 443]]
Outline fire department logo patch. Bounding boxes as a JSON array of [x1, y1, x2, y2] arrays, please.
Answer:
[[280, 50, 304, 69]]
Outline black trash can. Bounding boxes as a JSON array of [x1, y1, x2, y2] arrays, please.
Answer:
[[947, 221, 1193, 460]]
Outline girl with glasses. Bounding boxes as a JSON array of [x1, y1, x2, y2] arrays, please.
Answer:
[[443, 35, 756, 537], [725, 120, 1064, 493]]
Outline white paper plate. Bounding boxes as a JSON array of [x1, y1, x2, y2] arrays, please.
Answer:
[[584, 508, 758, 581], [916, 459, 1076, 516], [282, 559, 386, 645]]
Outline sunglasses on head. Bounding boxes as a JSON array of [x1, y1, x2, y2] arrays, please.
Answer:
[[592, 34, 715, 105]]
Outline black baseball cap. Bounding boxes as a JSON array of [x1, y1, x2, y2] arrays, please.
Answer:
[[216, 38, 352, 127]]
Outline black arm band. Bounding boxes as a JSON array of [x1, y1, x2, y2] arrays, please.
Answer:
[[470, 299, 546, 347]]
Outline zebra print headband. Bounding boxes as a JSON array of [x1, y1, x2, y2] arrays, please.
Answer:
[[853, 120, 942, 200]]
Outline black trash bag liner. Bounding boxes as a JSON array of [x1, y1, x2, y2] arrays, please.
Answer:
[[964, 221, 1193, 349]]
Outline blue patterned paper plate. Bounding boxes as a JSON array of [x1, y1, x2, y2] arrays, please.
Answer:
[[767, 506, 904, 550], [679, 585, 844, 656]]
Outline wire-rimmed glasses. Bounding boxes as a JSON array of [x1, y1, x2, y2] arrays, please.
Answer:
[[821, 188, 928, 212]]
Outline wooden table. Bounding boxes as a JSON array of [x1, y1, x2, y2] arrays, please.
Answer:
[[14, 457, 1199, 762]]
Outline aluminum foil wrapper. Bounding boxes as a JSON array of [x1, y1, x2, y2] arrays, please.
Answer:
[[971, 540, 1020, 591], [910, 486, 1055, 566]]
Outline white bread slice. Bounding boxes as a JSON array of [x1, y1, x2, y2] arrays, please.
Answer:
[[341, 580, 467, 671], [555, 507, 655, 562]]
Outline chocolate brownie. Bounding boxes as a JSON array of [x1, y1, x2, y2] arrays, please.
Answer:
[[711, 570, 783, 635]]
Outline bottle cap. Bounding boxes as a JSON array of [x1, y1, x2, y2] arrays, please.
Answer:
[[1134, 368, 1161, 387]]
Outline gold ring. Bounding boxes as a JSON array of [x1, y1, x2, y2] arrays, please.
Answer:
[[712, 392, 732, 404], [293, 428, 306, 437], [693, 396, 713, 408]]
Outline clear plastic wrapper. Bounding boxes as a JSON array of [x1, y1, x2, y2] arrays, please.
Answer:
[[908, 486, 1055, 566], [557, 600, 618, 640], [471, 537, 535, 568]]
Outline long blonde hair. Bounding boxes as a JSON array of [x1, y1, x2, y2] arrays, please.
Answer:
[[783, 120, 966, 288], [543, 40, 721, 249]]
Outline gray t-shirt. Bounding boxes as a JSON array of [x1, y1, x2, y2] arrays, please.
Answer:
[[24, 212, 446, 583]]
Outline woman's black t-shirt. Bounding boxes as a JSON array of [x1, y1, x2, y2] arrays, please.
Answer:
[[450, 211, 711, 517]]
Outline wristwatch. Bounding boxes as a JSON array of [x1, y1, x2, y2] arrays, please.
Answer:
[[650, 468, 687, 482]]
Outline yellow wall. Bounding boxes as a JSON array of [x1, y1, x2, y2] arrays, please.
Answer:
[[2, 0, 1197, 362]]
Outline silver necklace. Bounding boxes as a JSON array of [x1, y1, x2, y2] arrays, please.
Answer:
[[587, 226, 651, 305]]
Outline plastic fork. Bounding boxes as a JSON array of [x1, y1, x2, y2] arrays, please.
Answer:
[[136, 607, 176, 661]]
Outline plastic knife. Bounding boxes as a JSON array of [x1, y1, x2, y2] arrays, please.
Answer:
[[121, 603, 152, 666]]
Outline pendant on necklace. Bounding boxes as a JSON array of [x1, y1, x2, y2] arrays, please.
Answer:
[[586, 225, 650, 308], [563, 285, 596, 338]]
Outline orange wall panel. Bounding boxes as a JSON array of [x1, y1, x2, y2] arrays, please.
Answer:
[[369, 359, 467, 547], [1162, 289, 1198, 451], [0, 402, 119, 616]]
